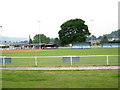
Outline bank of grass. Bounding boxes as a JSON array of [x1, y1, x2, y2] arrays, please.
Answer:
[[2, 69, 119, 88], [2, 48, 119, 56]]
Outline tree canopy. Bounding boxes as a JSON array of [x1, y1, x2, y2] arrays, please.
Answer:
[[58, 18, 91, 45], [33, 34, 50, 44]]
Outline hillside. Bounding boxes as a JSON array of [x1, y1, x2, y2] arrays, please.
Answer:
[[0, 35, 27, 42], [105, 29, 120, 38]]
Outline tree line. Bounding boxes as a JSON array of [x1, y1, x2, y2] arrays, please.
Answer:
[[28, 18, 119, 46], [87, 29, 120, 42], [28, 34, 60, 45], [29, 18, 90, 46]]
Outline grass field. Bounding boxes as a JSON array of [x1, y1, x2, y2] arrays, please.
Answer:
[[2, 69, 119, 88], [2, 48, 119, 56], [1, 48, 119, 88], [3, 56, 119, 66], [1, 48, 119, 66]]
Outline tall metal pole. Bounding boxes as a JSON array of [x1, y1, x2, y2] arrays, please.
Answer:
[[90, 20, 93, 45], [38, 21, 41, 49], [0, 26, 2, 67], [0, 26, 2, 47]]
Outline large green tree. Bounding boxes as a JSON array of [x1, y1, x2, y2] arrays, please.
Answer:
[[33, 34, 50, 44], [58, 18, 91, 45]]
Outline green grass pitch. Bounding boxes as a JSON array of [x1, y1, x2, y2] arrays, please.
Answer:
[[1, 48, 119, 88], [2, 48, 119, 66], [2, 69, 119, 88]]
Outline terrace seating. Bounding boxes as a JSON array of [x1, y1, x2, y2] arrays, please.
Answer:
[[102, 43, 120, 48], [102, 44, 112, 48], [72, 43, 91, 49], [83, 45, 91, 49], [111, 44, 119, 48]]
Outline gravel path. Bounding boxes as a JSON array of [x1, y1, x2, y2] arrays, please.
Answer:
[[0, 66, 120, 70]]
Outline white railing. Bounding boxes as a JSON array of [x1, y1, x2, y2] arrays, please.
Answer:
[[0, 55, 120, 66]]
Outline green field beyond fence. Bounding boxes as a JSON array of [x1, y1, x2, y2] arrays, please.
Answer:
[[3, 55, 119, 66], [2, 48, 119, 56], [1, 48, 119, 66]]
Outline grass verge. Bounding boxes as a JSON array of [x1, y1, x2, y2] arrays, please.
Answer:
[[2, 69, 119, 88]]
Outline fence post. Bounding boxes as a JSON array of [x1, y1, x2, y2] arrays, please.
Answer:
[[106, 56, 109, 65], [35, 57, 38, 66], [70, 56, 72, 66], [2, 57, 5, 66]]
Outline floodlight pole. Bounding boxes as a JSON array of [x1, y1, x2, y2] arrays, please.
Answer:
[[90, 20, 94, 45], [0, 26, 2, 48], [38, 21, 41, 49]]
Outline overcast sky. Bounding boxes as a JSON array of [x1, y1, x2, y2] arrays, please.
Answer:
[[0, 0, 119, 39]]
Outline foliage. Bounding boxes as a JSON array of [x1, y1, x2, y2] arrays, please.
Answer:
[[86, 35, 97, 41], [33, 34, 50, 44], [86, 29, 120, 42], [97, 36, 102, 40], [13, 45, 20, 47], [58, 18, 91, 46], [87, 29, 120, 41], [20, 40, 28, 43], [101, 35, 109, 43], [0, 46, 9, 48], [29, 38, 32, 44], [106, 29, 120, 38], [53, 38, 61, 46], [29, 35, 33, 44]]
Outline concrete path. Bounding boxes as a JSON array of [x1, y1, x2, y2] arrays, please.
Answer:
[[0, 66, 120, 70]]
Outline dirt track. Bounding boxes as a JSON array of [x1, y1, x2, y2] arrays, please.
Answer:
[[0, 66, 120, 70]]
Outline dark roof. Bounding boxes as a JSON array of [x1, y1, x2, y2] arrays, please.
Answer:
[[103, 41, 120, 43], [72, 42, 91, 44], [108, 41, 120, 43]]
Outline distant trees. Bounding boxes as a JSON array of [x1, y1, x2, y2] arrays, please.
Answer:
[[86, 35, 97, 41], [32, 22, 119, 46], [33, 34, 50, 44], [20, 40, 28, 43], [86, 29, 120, 42], [29, 35, 33, 44], [106, 29, 120, 39], [29, 38, 32, 44], [31, 34, 61, 46], [91, 35, 97, 41], [101, 35, 109, 43], [53, 38, 61, 45], [58, 18, 91, 46], [97, 36, 102, 40]]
